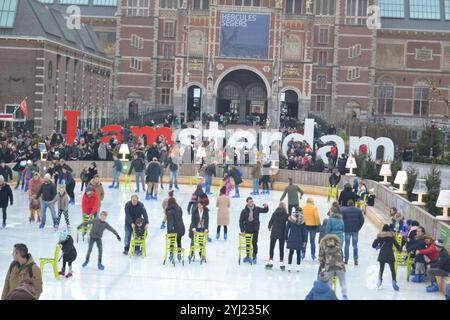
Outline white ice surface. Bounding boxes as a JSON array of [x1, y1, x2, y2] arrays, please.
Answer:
[[0, 184, 443, 300]]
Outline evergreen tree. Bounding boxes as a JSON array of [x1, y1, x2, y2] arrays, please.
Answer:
[[425, 166, 442, 216], [360, 156, 379, 181], [405, 166, 419, 202], [416, 126, 444, 158]]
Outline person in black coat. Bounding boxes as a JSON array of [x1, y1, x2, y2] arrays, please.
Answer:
[[239, 197, 269, 264], [145, 158, 162, 200], [86, 162, 98, 182], [0, 161, 13, 183], [189, 201, 209, 245], [266, 203, 289, 270], [58, 230, 77, 278], [406, 226, 427, 277], [337, 154, 347, 176], [372, 224, 402, 290], [338, 183, 357, 207], [285, 207, 308, 272], [341, 200, 364, 265], [228, 166, 243, 197], [328, 171, 341, 188], [0, 175, 13, 228], [123, 195, 149, 255], [166, 197, 186, 251]]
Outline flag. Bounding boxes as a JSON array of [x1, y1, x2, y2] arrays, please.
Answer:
[[20, 98, 28, 119]]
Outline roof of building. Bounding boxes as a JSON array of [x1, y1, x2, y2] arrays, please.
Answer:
[[0, 0, 110, 59], [37, 0, 117, 18]]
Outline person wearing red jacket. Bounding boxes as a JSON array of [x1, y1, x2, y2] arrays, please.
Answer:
[[413, 236, 440, 283], [82, 186, 99, 218]]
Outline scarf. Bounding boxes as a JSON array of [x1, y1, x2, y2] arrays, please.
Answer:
[[248, 205, 255, 222]]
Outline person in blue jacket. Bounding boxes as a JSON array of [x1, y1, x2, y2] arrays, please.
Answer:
[[305, 273, 339, 300], [325, 207, 344, 245]]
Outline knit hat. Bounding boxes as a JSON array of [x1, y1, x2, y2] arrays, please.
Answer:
[[44, 173, 51, 180], [27, 160, 32, 165], [59, 229, 68, 242], [435, 239, 445, 249]]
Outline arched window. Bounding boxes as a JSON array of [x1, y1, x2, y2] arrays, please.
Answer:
[[413, 81, 429, 116], [377, 78, 394, 114]]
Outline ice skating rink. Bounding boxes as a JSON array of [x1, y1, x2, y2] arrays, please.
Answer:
[[0, 184, 443, 300]]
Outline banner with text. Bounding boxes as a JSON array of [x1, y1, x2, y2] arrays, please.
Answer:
[[219, 12, 270, 60]]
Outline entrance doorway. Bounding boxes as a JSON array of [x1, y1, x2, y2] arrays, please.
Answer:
[[282, 90, 299, 119], [187, 86, 202, 122], [217, 70, 268, 124]]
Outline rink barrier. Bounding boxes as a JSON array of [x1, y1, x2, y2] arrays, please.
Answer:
[[8, 161, 449, 242]]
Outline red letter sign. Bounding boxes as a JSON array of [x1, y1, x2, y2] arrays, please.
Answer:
[[64, 110, 81, 145]]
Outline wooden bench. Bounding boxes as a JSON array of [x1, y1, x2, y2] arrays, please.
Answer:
[[366, 203, 391, 230]]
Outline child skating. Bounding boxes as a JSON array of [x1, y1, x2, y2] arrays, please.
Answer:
[[77, 211, 121, 270], [58, 229, 77, 278], [55, 184, 70, 230]]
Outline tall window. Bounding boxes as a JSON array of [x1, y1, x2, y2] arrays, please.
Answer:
[[317, 74, 327, 89], [285, 0, 302, 14], [162, 66, 172, 82], [348, 44, 361, 58], [347, 67, 360, 80], [316, 95, 326, 112], [235, 0, 261, 6], [161, 88, 171, 105], [318, 27, 329, 44], [163, 44, 174, 58], [194, 0, 209, 9], [164, 21, 175, 37], [413, 86, 429, 116], [131, 34, 144, 49], [410, 0, 440, 19], [318, 51, 328, 66], [316, 0, 335, 15], [445, 0, 450, 20], [0, 0, 17, 28], [93, 0, 118, 5], [345, 0, 368, 25], [377, 81, 394, 114], [127, 0, 149, 16], [379, 0, 404, 18]]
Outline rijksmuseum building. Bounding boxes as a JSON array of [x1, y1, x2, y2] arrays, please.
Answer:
[[26, 0, 450, 129]]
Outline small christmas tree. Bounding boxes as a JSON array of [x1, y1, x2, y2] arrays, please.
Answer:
[[360, 156, 379, 181], [425, 166, 442, 216], [405, 166, 419, 202]]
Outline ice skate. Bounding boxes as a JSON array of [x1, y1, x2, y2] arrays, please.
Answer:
[[98, 263, 105, 270]]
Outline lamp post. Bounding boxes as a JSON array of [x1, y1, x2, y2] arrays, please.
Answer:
[[394, 170, 408, 194], [379, 163, 392, 185], [345, 156, 357, 177]]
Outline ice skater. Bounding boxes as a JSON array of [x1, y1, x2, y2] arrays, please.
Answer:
[[55, 184, 70, 230], [372, 224, 402, 291], [266, 202, 289, 271], [0, 176, 13, 228], [78, 211, 121, 270], [58, 229, 77, 278]]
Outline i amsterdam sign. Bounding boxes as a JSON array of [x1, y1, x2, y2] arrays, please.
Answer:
[[64, 111, 395, 165]]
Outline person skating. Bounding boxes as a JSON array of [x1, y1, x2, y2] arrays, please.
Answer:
[[128, 154, 146, 193], [78, 211, 121, 270], [59, 166, 76, 205], [145, 157, 161, 200], [204, 160, 217, 195], [124, 195, 149, 255], [319, 234, 348, 300], [133, 218, 147, 256], [28, 172, 42, 224], [166, 197, 185, 263], [109, 155, 122, 189], [1, 244, 42, 300], [372, 224, 402, 290], [35, 174, 58, 229], [82, 185, 99, 219], [239, 197, 269, 264], [250, 161, 262, 195], [89, 175, 105, 211], [55, 184, 70, 230], [0, 176, 13, 228], [0, 161, 13, 183], [302, 198, 321, 260], [280, 178, 304, 215], [228, 166, 243, 198], [187, 184, 210, 215], [188, 201, 209, 261], [58, 229, 77, 278], [216, 186, 230, 240], [325, 206, 344, 245], [285, 207, 308, 272], [338, 183, 357, 207], [341, 200, 364, 265], [266, 202, 289, 271], [80, 167, 90, 192], [161, 190, 174, 229]]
